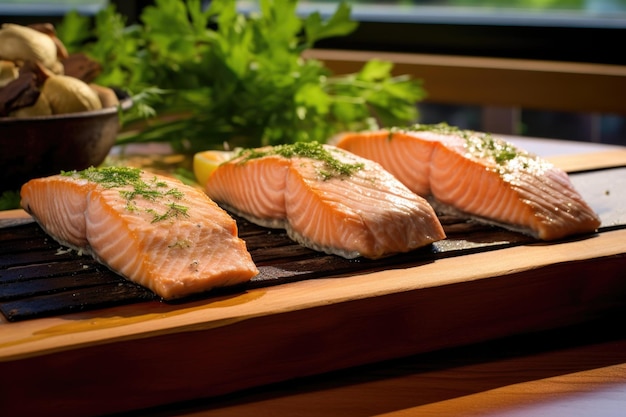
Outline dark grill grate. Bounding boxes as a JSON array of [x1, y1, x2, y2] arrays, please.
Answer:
[[0, 213, 534, 322], [3, 166, 624, 322]]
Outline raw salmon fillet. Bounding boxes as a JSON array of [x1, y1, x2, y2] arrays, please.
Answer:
[[20, 167, 259, 299], [204, 142, 446, 259], [334, 123, 601, 241]]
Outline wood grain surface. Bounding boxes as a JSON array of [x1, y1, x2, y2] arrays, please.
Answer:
[[0, 148, 625, 417], [108, 318, 626, 417], [303, 49, 626, 116]]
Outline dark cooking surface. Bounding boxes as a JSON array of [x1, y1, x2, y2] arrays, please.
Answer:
[[1, 167, 624, 322]]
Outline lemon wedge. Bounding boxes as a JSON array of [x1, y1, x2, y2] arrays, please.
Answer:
[[193, 150, 235, 186]]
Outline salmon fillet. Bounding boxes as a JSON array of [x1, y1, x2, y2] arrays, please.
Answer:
[[205, 142, 446, 259], [20, 167, 259, 300], [334, 123, 601, 241]]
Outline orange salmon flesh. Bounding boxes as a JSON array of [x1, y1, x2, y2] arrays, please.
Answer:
[[204, 144, 446, 259], [20, 168, 259, 299], [335, 126, 601, 241]]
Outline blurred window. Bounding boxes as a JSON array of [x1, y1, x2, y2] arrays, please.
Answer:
[[0, 0, 107, 16], [289, 0, 626, 28], [4, 0, 625, 26], [232, 1, 626, 64]]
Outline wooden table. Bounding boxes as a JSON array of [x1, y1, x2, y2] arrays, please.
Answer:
[[121, 317, 626, 417], [119, 137, 626, 417], [1, 136, 625, 417]]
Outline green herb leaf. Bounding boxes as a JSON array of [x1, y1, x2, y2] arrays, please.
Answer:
[[58, 0, 425, 153], [304, 2, 358, 46], [0, 190, 20, 211]]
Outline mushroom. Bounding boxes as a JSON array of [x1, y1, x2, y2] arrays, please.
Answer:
[[89, 83, 120, 108], [0, 23, 63, 74], [28, 23, 69, 61], [0, 60, 19, 88], [0, 71, 40, 117], [9, 92, 52, 117], [41, 74, 103, 114]]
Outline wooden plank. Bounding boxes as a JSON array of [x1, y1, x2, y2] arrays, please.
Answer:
[[114, 329, 626, 417], [0, 212, 534, 322], [0, 229, 625, 416], [547, 149, 626, 173], [1, 163, 624, 322], [1, 144, 625, 416], [304, 49, 626, 115], [0, 208, 33, 229]]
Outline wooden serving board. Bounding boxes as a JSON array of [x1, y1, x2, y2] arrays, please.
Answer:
[[1, 149, 626, 417], [0, 210, 538, 322]]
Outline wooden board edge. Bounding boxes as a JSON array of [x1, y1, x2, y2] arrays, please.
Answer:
[[1, 250, 625, 417], [547, 149, 626, 172], [2, 228, 625, 362]]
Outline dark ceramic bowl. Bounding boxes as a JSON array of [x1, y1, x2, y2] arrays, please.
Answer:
[[0, 99, 132, 192]]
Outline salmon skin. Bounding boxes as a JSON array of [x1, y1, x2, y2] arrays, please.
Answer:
[[204, 142, 446, 260], [334, 123, 601, 241], [20, 167, 259, 300]]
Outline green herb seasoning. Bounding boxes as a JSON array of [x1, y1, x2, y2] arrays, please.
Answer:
[[238, 142, 364, 180], [464, 133, 520, 165], [63, 167, 189, 223], [62, 166, 143, 188], [148, 202, 189, 224], [403, 122, 465, 137], [403, 123, 547, 174]]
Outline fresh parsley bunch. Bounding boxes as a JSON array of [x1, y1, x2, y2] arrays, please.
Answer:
[[58, 0, 425, 153]]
